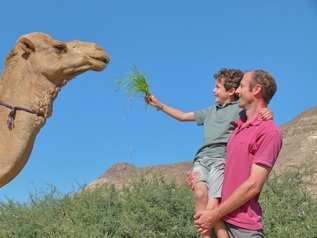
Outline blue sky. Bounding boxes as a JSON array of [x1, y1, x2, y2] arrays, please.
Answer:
[[0, 1, 316, 203]]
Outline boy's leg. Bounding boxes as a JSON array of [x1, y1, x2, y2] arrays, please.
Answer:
[[192, 158, 209, 213], [192, 157, 214, 238], [206, 198, 229, 238], [194, 182, 208, 212], [194, 182, 211, 238]]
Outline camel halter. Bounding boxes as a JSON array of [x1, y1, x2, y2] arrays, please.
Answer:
[[0, 100, 45, 129]]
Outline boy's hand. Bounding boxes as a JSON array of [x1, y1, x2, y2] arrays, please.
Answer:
[[258, 108, 274, 121], [144, 94, 161, 108], [186, 171, 200, 190]]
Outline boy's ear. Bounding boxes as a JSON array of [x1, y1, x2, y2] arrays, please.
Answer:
[[228, 87, 236, 96]]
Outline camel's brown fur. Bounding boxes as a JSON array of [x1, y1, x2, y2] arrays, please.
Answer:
[[0, 32, 110, 187]]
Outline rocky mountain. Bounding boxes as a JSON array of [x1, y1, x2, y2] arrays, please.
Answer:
[[274, 106, 317, 172], [87, 106, 317, 196]]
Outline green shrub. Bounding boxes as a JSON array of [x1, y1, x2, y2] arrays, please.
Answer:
[[261, 164, 317, 237], [0, 166, 316, 237], [0, 173, 199, 237]]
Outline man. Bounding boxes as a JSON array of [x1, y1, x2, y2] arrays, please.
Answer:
[[145, 68, 273, 238], [193, 70, 283, 237]]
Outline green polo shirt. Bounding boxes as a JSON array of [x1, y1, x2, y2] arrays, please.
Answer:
[[194, 101, 245, 158]]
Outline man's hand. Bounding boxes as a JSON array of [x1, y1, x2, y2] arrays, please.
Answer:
[[186, 171, 200, 190], [194, 209, 219, 235]]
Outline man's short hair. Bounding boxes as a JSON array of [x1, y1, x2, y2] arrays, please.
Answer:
[[249, 70, 277, 104]]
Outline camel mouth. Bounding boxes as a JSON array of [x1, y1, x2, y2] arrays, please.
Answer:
[[90, 53, 111, 71], [92, 56, 110, 65]]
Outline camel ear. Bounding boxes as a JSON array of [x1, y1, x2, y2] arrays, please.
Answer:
[[16, 37, 35, 54]]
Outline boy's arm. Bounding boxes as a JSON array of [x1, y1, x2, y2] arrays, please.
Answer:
[[145, 94, 195, 121], [258, 108, 274, 120]]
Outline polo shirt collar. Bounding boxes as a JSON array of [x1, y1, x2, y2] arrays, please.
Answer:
[[216, 100, 239, 109], [249, 117, 262, 126], [236, 116, 262, 129]]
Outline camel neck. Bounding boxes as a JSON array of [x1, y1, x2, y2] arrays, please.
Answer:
[[0, 100, 45, 129]]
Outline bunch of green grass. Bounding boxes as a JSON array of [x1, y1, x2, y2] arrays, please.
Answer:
[[116, 65, 150, 98]]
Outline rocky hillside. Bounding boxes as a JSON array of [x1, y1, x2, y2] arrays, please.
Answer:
[[87, 106, 317, 195], [274, 106, 317, 171]]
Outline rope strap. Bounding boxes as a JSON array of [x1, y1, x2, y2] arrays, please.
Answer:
[[0, 100, 44, 129]]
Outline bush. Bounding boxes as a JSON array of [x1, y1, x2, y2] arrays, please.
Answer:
[[261, 164, 317, 237], [117, 175, 197, 237], [0, 166, 316, 237], [0, 173, 199, 238]]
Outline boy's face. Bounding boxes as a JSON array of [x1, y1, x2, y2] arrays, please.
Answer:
[[212, 79, 233, 106]]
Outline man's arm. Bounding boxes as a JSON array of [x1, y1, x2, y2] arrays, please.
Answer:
[[194, 163, 271, 234], [145, 94, 195, 121]]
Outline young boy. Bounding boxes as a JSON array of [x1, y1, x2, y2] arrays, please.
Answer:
[[145, 68, 272, 238]]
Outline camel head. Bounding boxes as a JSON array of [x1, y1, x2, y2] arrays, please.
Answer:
[[0, 32, 111, 187], [15, 32, 111, 86], [1, 32, 110, 119]]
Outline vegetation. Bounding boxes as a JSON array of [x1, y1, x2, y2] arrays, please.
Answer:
[[115, 65, 151, 112], [116, 65, 150, 98], [261, 164, 317, 238], [0, 165, 316, 238]]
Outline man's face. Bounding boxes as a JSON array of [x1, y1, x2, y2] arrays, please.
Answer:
[[236, 72, 253, 109], [212, 79, 232, 106]]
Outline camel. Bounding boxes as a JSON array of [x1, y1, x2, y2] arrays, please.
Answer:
[[0, 32, 110, 187]]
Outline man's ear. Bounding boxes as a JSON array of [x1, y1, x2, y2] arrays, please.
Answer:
[[253, 84, 263, 96]]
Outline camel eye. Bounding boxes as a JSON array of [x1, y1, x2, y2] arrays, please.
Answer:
[[55, 45, 67, 53]]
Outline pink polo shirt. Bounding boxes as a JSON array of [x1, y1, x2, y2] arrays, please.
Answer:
[[221, 117, 283, 230]]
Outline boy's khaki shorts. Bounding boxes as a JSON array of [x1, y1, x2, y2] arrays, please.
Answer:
[[192, 156, 225, 198]]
